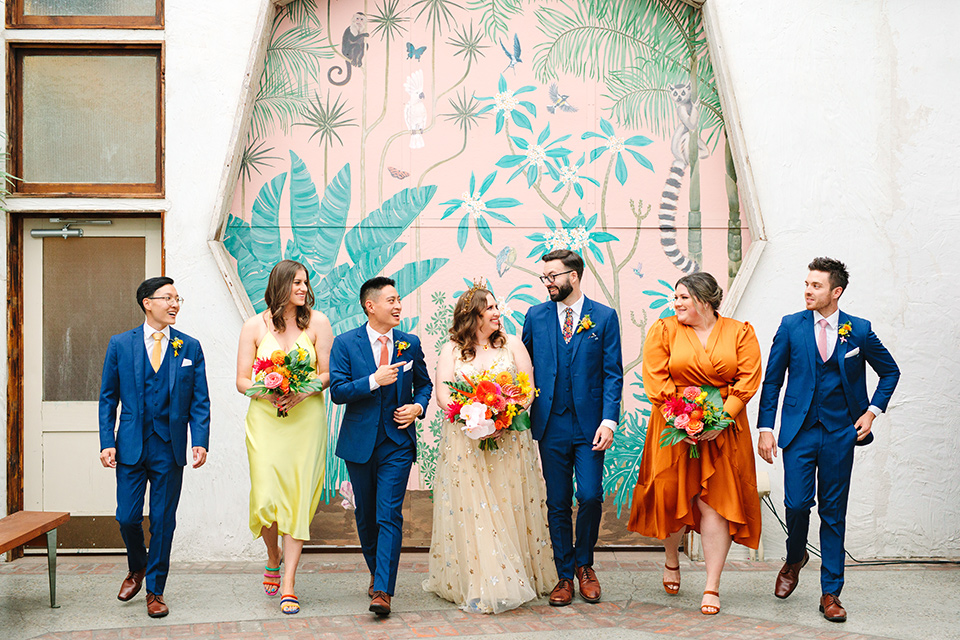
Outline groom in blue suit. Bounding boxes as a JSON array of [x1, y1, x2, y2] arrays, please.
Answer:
[[98, 277, 210, 618], [522, 249, 623, 606], [329, 277, 432, 617], [758, 258, 899, 623]]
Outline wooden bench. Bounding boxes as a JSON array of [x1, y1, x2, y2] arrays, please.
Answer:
[[0, 511, 70, 608]]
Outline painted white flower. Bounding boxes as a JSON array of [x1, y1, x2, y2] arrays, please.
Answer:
[[607, 135, 625, 153], [460, 192, 483, 216], [498, 301, 514, 318], [460, 403, 496, 439], [568, 226, 590, 250], [524, 144, 547, 167], [546, 228, 571, 251], [558, 164, 577, 185], [493, 92, 519, 112]]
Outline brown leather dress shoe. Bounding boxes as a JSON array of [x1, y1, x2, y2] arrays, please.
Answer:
[[549, 578, 574, 606], [369, 591, 391, 616], [146, 593, 169, 618], [774, 551, 809, 599], [575, 565, 601, 603], [368, 574, 375, 598], [820, 594, 847, 622], [117, 569, 146, 601]]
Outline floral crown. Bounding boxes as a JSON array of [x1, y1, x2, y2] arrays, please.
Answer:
[[462, 277, 487, 307]]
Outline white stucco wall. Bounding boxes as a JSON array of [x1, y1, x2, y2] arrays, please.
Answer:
[[2, 0, 958, 561]]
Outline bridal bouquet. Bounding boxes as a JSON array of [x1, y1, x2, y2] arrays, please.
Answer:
[[658, 385, 734, 458], [444, 371, 536, 451], [246, 347, 325, 417]]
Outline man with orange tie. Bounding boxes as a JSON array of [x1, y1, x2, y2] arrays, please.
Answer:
[[98, 277, 210, 618]]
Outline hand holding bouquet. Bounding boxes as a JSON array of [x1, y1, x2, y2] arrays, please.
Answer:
[[245, 347, 325, 417], [444, 370, 536, 451], [658, 385, 734, 458]]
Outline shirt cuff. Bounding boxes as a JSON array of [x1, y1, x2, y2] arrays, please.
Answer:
[[600, 419, 617, 430], [413, 403, 424, 419], [369, 374, 380, 392], [756, 427, 775, 433], [868, 405, 881, 418]]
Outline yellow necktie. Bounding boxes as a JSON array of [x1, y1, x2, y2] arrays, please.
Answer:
[[151, 332, 163, 372]]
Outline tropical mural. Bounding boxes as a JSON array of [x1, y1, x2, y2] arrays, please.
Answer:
[[221, 0, 750, 543]]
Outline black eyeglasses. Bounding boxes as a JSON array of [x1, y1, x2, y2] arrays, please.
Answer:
[[539, 270, 574, 284], [147, 296, 184, 305]]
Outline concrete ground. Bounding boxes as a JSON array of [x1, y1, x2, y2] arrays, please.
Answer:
[[1, 551, 958, 640]]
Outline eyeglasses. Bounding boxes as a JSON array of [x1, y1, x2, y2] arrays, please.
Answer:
[[147, 296, 184, 305], [539, 270, 574, 284]]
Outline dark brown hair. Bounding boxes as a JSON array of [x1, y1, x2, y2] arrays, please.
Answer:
[[264, 260, 314, 331], [449, 287, 505, 361], [541, 249, 584, 279], [808, 256, 849, 292], [676, 272, 723, 313]]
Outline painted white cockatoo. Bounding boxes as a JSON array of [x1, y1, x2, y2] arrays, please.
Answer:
[[403, 70, 427, 149]]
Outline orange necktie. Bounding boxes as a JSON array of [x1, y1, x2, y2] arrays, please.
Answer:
[[378, 335, 389, 366]]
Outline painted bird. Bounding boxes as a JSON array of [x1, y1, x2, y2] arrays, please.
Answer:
[[496, 246, 517, 277], [500, 34, 522, 74], [403, 70, 427, 149], [547, 82, 578, 114]]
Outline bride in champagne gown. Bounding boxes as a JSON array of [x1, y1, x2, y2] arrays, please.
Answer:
[[423, 285, 557, 614]]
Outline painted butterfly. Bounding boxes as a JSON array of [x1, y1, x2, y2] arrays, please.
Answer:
[[406, 42, 427, 61], [387, 166, 410, 180]]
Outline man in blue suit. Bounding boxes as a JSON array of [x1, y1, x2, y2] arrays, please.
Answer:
[[329, 277, 432, 617], [98, 277, 210, 618], [521, 249, 623, 606], [758, 257, 899, 623]]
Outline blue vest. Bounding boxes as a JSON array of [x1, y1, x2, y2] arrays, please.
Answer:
[[802, 345, 851, 432], [143, 347, 173, 442], [376, 382, 405, 446], [552, 326, 575, 415]]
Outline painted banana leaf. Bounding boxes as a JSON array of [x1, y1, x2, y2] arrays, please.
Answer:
[[343, 185, 439, 263]]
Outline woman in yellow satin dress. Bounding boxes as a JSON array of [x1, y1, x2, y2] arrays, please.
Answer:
[[236, 260, 333, 614]]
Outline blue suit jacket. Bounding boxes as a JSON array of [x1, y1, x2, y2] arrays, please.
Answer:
[[329, 325, 433, 465], [521, 296, 623, 441], [98, 326, 211, 467], [757, 310, 899, 449]]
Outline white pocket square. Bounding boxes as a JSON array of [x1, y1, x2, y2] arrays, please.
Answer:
[[844, 347, 860, 359], [181, 358, 193, 367], [402, 360, 413, 372]]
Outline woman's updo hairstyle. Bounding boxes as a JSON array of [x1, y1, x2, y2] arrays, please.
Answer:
[[676, 272, 723, 313]]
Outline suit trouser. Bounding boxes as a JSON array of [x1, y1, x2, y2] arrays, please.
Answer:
[[538, 409, 605, 579], [116, 432, 184, 595], [345, 429, 415, 596], [782, 420, 856, 596]]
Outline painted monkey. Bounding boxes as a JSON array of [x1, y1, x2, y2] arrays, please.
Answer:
[[328, 12, 368, 86]]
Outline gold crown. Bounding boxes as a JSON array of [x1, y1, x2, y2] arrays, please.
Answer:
[[462, 277, 487, 306]]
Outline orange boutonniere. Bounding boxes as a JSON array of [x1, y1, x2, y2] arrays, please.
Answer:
[[838, 322, 852, 343], [396, 341, 410, 357], [576, 315, 595, 334], [171, 338, 183, 357]]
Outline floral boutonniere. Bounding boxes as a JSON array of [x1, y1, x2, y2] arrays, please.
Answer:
[[396, 341, 410, 357], [838, 322, 852, 343], [576, 315, 595, 334], [171, 337, 184, 357]]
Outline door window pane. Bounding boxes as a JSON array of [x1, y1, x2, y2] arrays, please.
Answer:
[[22, 54, 158, 185], [24, 0, 156, 16], [43, 237, 146, 401]]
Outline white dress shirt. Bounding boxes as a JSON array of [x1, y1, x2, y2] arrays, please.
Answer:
[[556, 295, 616, 432], [366, 323, 423, 417], [143, 321, 171, 362]]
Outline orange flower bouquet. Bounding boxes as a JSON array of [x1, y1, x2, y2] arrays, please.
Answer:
[[245, 347, 324, 417], [658, 385, 734, 458], [444, 370, 536, 451]]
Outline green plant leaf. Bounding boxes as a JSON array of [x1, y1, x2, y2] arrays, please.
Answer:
[[343, 186, 437, 262], [250, 172, 287, 268]]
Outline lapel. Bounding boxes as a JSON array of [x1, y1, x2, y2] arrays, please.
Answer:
[[800, 309, 817, 375], [545, 302, 559, 365], [835, 310, 850, 385], [132, 325, 145, 407], [570, 296, 593, 362], [356, 324, 378, 376], [168, 328, 179, 396], [392, 328, 404, 404]]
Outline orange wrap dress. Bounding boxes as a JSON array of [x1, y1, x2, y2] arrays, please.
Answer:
[[628, 315, 763, 548]]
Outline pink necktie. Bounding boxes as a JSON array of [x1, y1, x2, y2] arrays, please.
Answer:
[[817, 319, 829, 362], [563, 307, 574, 343], [378, 335, 389, 366]]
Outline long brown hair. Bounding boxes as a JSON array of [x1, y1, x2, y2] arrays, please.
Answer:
[[264, 260, 315, 331], [449, 287, 505, 361]]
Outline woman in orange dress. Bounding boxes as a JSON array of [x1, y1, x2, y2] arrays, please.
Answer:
[[628, 272, 762, 616]]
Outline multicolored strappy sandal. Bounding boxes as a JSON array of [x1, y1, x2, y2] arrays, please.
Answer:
[[701, 590, 720, 615], [662, 564, 681, 595], [280, 594, 300, 614], [263, 565, 281, 596]]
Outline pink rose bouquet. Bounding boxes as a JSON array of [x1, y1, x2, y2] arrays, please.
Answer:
[[658, 385, 734, 458]]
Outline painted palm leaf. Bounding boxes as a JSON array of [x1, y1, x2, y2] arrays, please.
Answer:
[[467, 0, 524, 44], [249, 172, 286, 269], [343, 186, 438, 262]]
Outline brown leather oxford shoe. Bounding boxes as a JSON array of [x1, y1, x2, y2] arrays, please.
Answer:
[[549, 578, 575, 606], [774, 551, 809, 599], [117, 568, 146, 602], [369, 590, 391, 616], [368, 574, 375, 598], [576, 565, 601, 603], [820, 594, 847, 622], [146, 593, 169, 618]]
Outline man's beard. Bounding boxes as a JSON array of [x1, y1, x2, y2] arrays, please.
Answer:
[[548, 281, 573, 302]]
